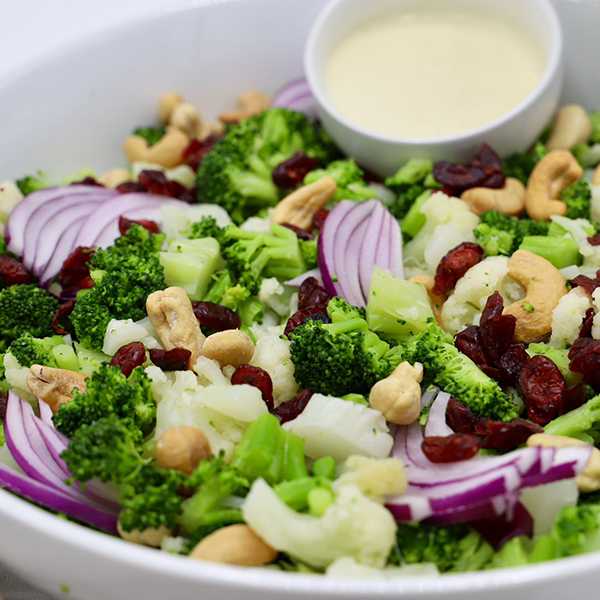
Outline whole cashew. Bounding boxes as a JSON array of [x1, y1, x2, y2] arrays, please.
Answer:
[[503, 250, 568, 343], [98, 168, 132, 189], [123, 126, 189, 169], [170, 103, 205, 140], [546, 104, 592, 151], [220, 90, 271, 124], [155, 426, 211, 475], [189, 524, 277, 566], [593, 164, 600, 186], [146, 287, 206, 370], [158, 92, 183, 125], [369, 362, 423, 425], [410, 275, 446, 327], [461, 178, 526, 217], [525, 150, 583, 221], [201, 329, 255, 368], [271, 177, 337, 230], [26, 366, 89, 414]]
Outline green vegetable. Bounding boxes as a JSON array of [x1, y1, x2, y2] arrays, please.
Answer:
[[502, 141, 548, 185], [312, 456, 336, 480], [545, 393, 600, 444], [591, 111, 600, 144], [307, 486, 335, 517], [472, 223, 514, 256], [303, 159, 376, 204], [561, 179, 592, 220], [196, 108, 338, 223], [8, 334, 65, 368], [486, 536, 529, 569], [518, 235, 580, 269], [299, 237, 318, 269], [0, 285, 60, 351], [400, 190, 432, 240], [133, 126, 166, 146], [16, 172, 50, 196]]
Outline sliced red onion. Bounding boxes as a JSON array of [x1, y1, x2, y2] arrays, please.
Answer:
[[472, 502, 534, 550], [37, 399, 53, 426], [271, 78, 317, 120], [285, 268, 323, 287], [0, 461, 118, 533], [39, 216, 87, 285], [318, 201, 352, 298], [424, 392, 453, 437], [358, 202, 386, 300]]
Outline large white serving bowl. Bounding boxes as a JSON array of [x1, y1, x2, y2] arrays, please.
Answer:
[[1, 0, 600, 598]]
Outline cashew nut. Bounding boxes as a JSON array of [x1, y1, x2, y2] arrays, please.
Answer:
[[525, 150, 583, 221], [26, 366, 89, 414], [272, 177, 337, 230], [593, 163, 600, 186], [158, 92, 183, 125], [461, 177, 526, 217], [410, 275, 446, 327], [202, 329, 254, 368], [369, 362, 423, 425], [170, 103, 204, 139], [503, 250, 568, 343], [189, 524, 277, 566], [98, 168, 132, 189], [123, 126, 189, 169], [117, 521, 172, 547], [546, 104, 592, 151], [219, 90, 270, 124], [527, 433, 600, 493], [146, 287, 205, 370], [155, 426, 211, 475]]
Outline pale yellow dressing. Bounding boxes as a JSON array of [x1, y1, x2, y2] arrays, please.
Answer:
[[325, 8, 546, 139]]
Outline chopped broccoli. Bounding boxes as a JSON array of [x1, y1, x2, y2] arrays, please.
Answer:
[[16, 172, 50, 196], [400, 190, 432, 240], [299, 237, 318, 269], [518, 235, 580, 269], [591, 111, 600, 144], [502, 141, 548, 185], [197, 108, 338, 223], [8, 334, 65, 368], [133, 126, 166, 146], [288, 296, 401, 397], [413, 321, 520, 421], [544, 393, 600, 444], [53, 364, 155, 438], [188, 217, 226, 243], [303, 159, 376, 204], [560, 179, 592, 220], [486, 536, 530, 570], [385, 158, 440, 219], [473, 211, 550, 256], [70, 225, 166, 351], [0, 284, 60, 350]]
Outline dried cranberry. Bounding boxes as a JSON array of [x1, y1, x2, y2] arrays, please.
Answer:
[[579, 307, 596, 340], [479, 292, 516, 365], [0, 255, 32, 286], [110, 342, 146, 377], [560, 383, 588, 415], [284, 306, 329, 336], [59, 246, 96, 289], [149, 348, 191, 371], [446, 398, 479, 434], [480, 364, 511, 386], [273, 389, 312, 424], [116, 181, 145, 194], [587, 233, 600, 246], [0, 391, 7, 420], [192, 301, 241, 331], [298, 277, 330, 311], [518, 356, 567, 425], [497, 344, 529, 385], [570, 275, 600, 296], [52, 300, 76, 335], [118, 215, 161, 236], [177, 186, 198, 204], [475, 418, 542, 451], [361, 167, 384, 185], [312, 210, 329, 230], [422, 434, 481, 463], [569, 338, 600, 390], [272, 151, 319, 189], [137, 170, 169, 195], [281, 223, 314, 240], [183, 134, 221, 171], [70, 176, 103, 187], [231, 365, 274, 411], [432, 242, 485, 295], [455, 326, 487, 367]]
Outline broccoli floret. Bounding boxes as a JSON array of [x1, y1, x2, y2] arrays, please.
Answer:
[[299, 238, 318, 269], [414, 322, 519, 421], [197, 108, 338, 223], [133, 126, 166, 146], [561, 179, 592, 220], [384, 158, 440, 219], [303, 159, 376, 204], [288, 297, 399, 397], [188, 216, 226, 243], [474, 211, 550, 256], [70, 225, 166, 351], [8, 333, 65, 368], [0, 284, 60, 350], [53, 364, 154, 438], [16, 172, 50, 196], [502, 141, 548, 185]]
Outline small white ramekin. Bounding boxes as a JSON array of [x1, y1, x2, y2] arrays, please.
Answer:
[[304, 0, 564, 176]]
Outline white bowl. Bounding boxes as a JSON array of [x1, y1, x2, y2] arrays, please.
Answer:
[[1, 0, 600, 599], [304, 0, 564, 176]]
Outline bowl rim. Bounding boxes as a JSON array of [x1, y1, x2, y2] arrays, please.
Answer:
[[304, 0, 564, 146], [0, 0, 598, 594]]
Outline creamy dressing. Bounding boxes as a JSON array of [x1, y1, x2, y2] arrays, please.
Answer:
[[324, 8, 546, 140]]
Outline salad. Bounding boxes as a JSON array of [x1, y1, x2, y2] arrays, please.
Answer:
[[1, 82, 600, 578]]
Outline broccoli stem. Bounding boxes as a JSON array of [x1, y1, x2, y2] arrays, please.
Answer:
[[307, 487, 335, 517], [519, 235, 580, 269], [545, 394, 600, 438], [281, 433, 309, 481], [530, 536, 559, 563], [312, 456, 336, 480], [401, 190, 432, 239], [52, 345, 80, 371], [274, 477, 320, 511]]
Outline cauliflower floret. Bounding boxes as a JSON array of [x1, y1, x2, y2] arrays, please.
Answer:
[[591, 183, 600, 225], [579, 239, 600, 270], [242, 479, 397, 569], [282, 393, 393, 460], [3, 353, 35, 402], [250, 325, 298, 404], [333, 456, 407, 502], [550, 287, 593, 348], [102, 317, 162, 355], [0, 180, 23, 225], [404, 193, 479, 278], [241, 209, 274, 233], [441, 256, 522, 335], [593, 288, 600, 340], [258, 278, 298, 317]]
